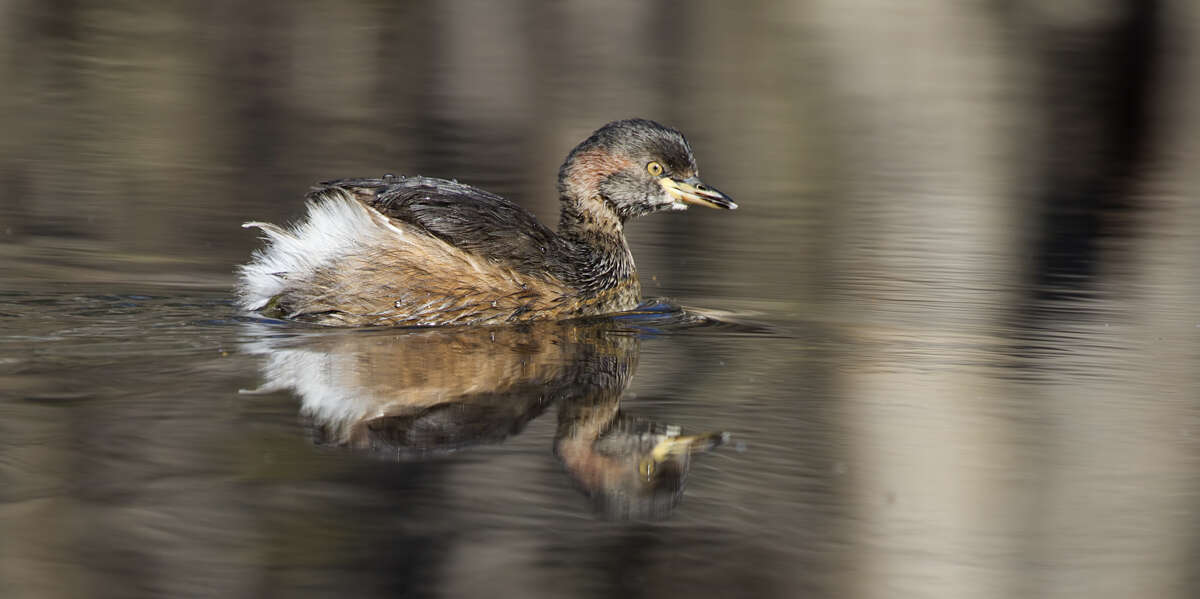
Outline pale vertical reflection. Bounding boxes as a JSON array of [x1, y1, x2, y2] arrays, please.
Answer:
[[0, 453, 95, 598], [533, 0, 664, 221], [437, 452, 560, 599], [287, 4, 380, 136], [1027, 2, 1200, 593], [811, 2, 1200, 598], [0, 7, 80, 597], [0, 6, 254, 598], [807, 1, 1026, 597], [429, 4, 552, 586], [813, 0, 1025, 331], [433, 0, 534, 128], [82, 5, 222, 254], [844, 373, 1032, 599], [633, 0, 832, 307], [2, 4, 225, 257], [543, 0, 662, 123]]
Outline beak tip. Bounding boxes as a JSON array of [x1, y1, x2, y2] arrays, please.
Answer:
[[661, 177, 737, 211]]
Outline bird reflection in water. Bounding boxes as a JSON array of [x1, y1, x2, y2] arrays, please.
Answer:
[[242, 316, 726, 520]]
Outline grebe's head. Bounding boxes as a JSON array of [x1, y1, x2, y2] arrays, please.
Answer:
[[557, 119, 736, 221]]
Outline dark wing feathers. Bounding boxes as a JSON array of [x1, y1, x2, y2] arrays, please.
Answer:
[[314, 176, 570, 280]]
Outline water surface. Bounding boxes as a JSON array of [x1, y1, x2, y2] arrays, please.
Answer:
[[3, 2, 1200, 598]]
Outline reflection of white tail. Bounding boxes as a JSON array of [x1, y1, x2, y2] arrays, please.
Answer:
[[239, 334, 383, 445], [236, 322, 587, 451]]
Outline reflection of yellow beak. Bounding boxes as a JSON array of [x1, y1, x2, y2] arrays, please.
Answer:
[[659, 176, 737, 210], [639, 431, 729, 479]]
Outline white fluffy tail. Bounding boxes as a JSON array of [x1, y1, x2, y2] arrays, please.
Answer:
[[235, 191, 405, 312]]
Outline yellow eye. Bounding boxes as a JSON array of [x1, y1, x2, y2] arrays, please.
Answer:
[[646, 161, 664, 177]]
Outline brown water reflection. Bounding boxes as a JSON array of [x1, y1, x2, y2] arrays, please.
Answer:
[[242, 317, 726, 520]]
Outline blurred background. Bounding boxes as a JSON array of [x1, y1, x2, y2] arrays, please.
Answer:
[[2, 1, 1199, 598]]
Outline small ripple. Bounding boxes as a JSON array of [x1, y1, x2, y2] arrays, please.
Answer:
[[609, 298, 785, 338]]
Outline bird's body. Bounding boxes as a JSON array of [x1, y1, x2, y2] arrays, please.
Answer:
[[239, 176, 639, 326], [237, 119, 735, 326]]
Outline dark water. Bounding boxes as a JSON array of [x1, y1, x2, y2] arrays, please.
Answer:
[[3, 2, 1200, 598]]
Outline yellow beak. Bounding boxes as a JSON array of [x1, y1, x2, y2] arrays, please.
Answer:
[[659, 176, 737, 210], [638, 431, 729, 480]]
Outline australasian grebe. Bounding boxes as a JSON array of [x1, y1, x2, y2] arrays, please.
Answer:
[[236, 118, 736, 326]]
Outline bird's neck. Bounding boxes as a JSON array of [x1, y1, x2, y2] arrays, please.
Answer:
[[558, 195, 639, 296]]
